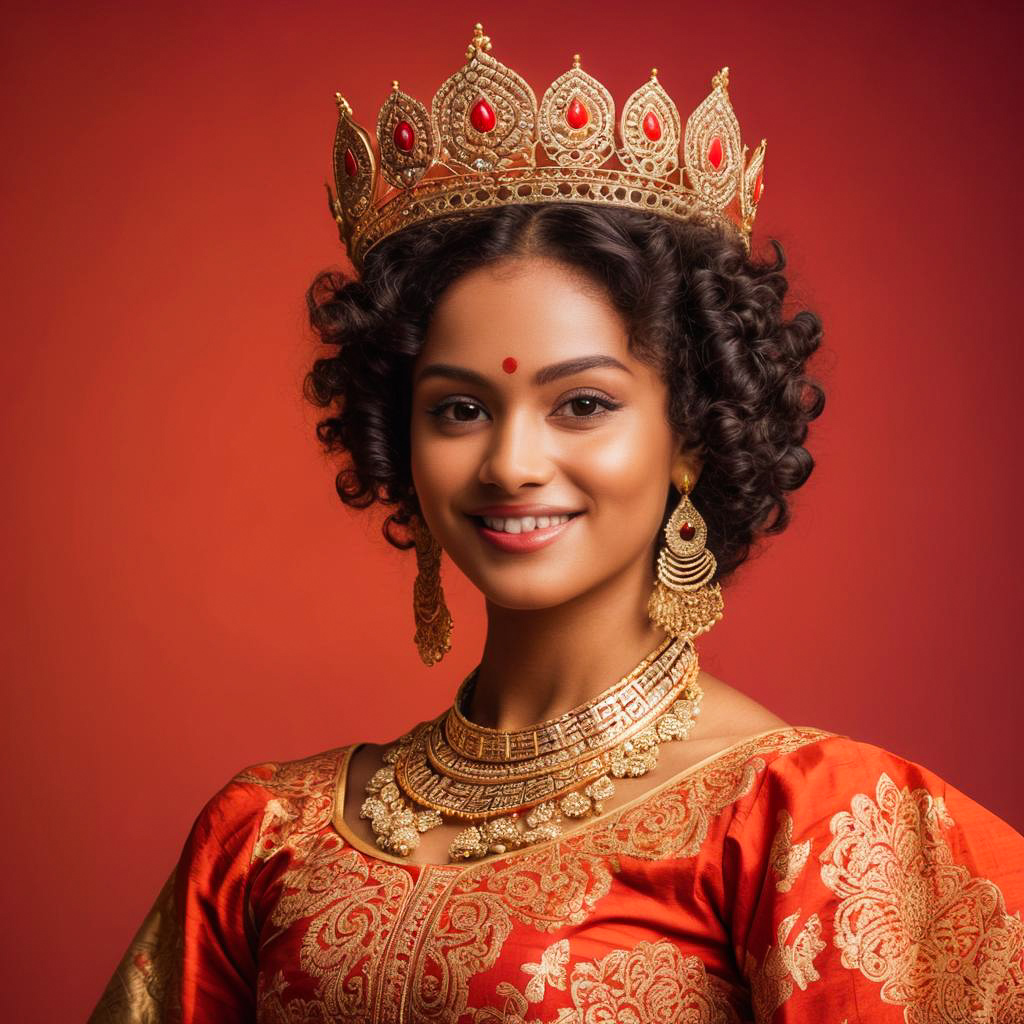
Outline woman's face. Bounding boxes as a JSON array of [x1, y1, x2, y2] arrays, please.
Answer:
[[410, 256, 690, 611]]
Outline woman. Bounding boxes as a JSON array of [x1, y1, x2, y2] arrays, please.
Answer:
[[89, 25, 1024, 1024]]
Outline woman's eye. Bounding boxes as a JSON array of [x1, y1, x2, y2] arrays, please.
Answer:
[[430, 400, 488, 422], [555, 393, 619, 419]]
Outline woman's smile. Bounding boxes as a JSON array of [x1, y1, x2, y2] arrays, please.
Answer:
[[467, 505, 585, 553]]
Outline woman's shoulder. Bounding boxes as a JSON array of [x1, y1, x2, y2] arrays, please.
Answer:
[[188, 744, 356, 850], [722, 725, 1024, 869]]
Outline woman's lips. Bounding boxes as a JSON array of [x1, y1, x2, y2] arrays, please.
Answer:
[[471, 514, 581, 553]]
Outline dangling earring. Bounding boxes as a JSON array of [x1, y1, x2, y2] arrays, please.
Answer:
[[411, 515, 453, 666], [647, 472, 725, 641]]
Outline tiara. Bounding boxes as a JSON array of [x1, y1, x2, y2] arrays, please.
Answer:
[[327, 23, 766, 268]]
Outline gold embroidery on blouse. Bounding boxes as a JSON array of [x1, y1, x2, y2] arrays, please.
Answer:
[[743, 910, 826, 1021], [769, 809, 811, 893], [522, 939, 570, 1002], [820, 771, 1024, 1023], [87, 869, 184, 1024], [457, 728, 833, 932], [471, 938, 741, 1024], [237, 750, 346, 864], [242, 750, 416, 1021], [406, 886, 514, 1022], [255, 730, 832, 1023]]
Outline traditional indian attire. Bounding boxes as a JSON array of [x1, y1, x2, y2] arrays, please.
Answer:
[[88, 725, 1024, 1023]]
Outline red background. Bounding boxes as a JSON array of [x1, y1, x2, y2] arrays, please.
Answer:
[[3, 2, 1023, 1019]]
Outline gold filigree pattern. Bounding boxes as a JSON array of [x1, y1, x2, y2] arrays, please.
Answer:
[[768, 809, 811, 893], [618, 70, 681, 177], [683, 68, 742, 211], [743, 910, 826, 1021], [87, 869, 184, 1024], [820, 771, 1024, 1023], [377, 82, 434, 188], [471, 939, 741, 1024], [538, 57, 615, 168], [430, 26, 538, 171]]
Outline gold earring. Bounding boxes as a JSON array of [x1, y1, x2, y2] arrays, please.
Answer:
[[411, 515, 453, 666], [647, 472, 725, 641]]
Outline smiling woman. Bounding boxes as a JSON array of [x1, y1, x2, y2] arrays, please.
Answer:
[[87, 28, 1024, 1024]]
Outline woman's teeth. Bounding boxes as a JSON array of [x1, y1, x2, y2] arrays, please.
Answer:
[[480, 514, 573, 534]]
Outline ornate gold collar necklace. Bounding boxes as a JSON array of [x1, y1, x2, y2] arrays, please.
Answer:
[[361, 635, 704, 862]]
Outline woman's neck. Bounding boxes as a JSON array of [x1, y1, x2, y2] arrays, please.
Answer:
[[466, 560, 668, 731]]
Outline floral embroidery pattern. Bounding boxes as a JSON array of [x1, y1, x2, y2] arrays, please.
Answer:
[[472, 938, 741, 1024], [521, 939, 570, 1002], [742, 910, 825, 1021], [820, 771, 1024, 1023], [768, 809, 811, 893]]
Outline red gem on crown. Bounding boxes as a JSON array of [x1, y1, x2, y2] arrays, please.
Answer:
[[343, 148, 358, 177], [642, 110, 662, 141], [393, 120, 415, 152], [752, 169, 765, 203], [566, 96, 589, 130], [708, 136, 723, 169], [470, 96, 497, 133]]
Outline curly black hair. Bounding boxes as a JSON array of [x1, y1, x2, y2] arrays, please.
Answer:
[[304, 203, 825, 586]]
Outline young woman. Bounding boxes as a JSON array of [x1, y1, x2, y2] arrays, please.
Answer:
[[89, 26, 1024, 1024]]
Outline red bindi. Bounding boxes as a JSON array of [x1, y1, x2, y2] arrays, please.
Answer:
[[501, 356, 518, 374]]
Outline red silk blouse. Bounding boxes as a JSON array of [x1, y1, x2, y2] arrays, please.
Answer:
[[87, 726, 1024, 1022]]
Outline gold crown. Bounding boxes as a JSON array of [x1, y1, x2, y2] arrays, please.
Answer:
[[327, 23, 766, 268]]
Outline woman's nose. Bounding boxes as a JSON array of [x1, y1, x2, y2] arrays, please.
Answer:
[[477, 411, 554, 492]]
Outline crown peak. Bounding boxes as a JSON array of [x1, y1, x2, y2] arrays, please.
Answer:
[[466, 22, 492, 58], [649, 67, 659, 80], [572, 53, 581, 68], [335, 93, 351, 116], [712, 67, 730, 94]]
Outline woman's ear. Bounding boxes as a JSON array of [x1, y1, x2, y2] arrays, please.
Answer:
[[671, 438, 704, 492]]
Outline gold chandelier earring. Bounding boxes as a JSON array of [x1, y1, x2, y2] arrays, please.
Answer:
[[411, 515, 454, 666], [647, 472, 725, 641]]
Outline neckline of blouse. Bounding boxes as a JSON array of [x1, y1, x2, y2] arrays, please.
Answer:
[[328, 725, 835, 873]]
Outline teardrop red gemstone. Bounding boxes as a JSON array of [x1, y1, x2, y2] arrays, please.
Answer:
[[642, 110, 662, 141], [708, 135, 723, 169], [343, 148, 358, 178], [566, 96, 589, 129], [470, 96, 496, 133], [678, 520, 696, 541], [393, 120, 415, 152], [752, 170, 765, 203]]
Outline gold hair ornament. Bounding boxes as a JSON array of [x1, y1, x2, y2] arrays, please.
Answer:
[[327, 24, 767, 269]]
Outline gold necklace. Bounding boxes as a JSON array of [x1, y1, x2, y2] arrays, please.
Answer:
[[360, 636, 704, 862]]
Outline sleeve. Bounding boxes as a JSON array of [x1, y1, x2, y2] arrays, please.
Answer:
[[723, 736, 1024, 1023], [87, 768, 266, 1023]]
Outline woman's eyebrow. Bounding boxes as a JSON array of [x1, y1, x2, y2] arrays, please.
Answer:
[[415, 355, 632, 387]]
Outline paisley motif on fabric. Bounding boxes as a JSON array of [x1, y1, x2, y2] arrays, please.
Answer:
[[820, 771, 1024, 1023], [471, 938, 741, 1024], [742, 910, 825, 1021], [406, 886, 515, 1023], [768, 809, 811, 894]]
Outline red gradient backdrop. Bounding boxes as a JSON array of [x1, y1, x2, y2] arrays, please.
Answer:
[[3, 2, 1023, 1019]]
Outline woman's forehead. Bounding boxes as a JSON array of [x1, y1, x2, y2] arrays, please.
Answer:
[[421, 258, 632, 367]]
